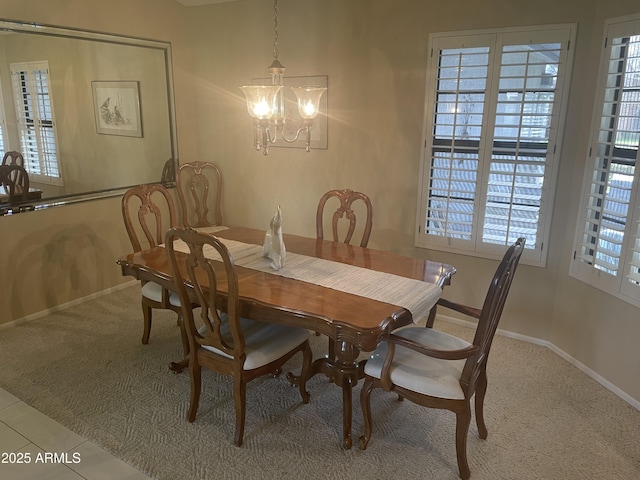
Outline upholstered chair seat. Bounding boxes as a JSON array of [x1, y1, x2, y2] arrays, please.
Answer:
[[364, 327, 470, 400]]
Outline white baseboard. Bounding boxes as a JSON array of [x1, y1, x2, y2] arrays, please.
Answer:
[[438, 314, 640, 411], [0, 280, 138, 331]]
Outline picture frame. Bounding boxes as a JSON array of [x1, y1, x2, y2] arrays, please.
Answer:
[[252, 74, 328, 150], [92, 81, 142, 137]]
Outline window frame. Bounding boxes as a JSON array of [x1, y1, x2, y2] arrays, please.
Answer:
[[571, 13, 640, 307], [415, 24, 577, 267], [10, 60, 62, 186]]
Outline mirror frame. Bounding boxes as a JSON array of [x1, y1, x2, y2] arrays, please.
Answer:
[[0, 18, 178, 214]]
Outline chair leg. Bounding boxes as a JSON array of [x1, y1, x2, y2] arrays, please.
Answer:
[[233, 378, 247, 447], [187, 359, 201, 423], [328, 337, 335, 362], [141, 301, 153, 344], [455, 406, 472, 480], [299, 342, 312, 403], [475, 366, 488, 439], [176, 313, 190, 358], [358, 376, 375, 450], [425, 305, 437, 328]]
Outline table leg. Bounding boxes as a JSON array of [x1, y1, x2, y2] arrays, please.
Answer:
[[307, 338, 362, 449], [334, 340, 360, 450]]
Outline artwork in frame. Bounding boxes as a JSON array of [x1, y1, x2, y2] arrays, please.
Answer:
[[252, 75, 328, 150], [92, 81, 142, 137]]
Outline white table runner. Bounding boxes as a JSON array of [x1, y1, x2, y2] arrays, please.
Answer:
[[172, 228, 441, 324]]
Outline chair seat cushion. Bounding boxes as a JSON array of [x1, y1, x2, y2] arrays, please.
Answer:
[[364, 327, 470, 400], [141, 281, 181, 307], [202, 317, 310, 370]]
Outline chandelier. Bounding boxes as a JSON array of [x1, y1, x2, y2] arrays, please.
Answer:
[[240, 0, 326, 155]]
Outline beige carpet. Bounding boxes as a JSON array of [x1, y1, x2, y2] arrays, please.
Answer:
[[0, 284, 638, 480]]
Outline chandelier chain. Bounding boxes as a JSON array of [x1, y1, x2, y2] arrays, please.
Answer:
[[272, 0, 279, 61]]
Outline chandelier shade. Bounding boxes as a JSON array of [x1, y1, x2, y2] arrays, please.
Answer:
[[239, 85, 282, 120], [291, 86, 326, 120]]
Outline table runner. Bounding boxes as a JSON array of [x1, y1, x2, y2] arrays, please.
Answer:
[[171, 229, 441, 324]]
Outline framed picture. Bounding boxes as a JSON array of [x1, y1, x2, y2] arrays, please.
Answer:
[[252, 75, 328, 150], [92, 81, 142, 137]]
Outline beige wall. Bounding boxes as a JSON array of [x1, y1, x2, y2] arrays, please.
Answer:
[[0, 0, 639, 404]]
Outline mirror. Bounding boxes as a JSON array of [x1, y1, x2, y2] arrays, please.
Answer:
[[0, 19, 177, 214]]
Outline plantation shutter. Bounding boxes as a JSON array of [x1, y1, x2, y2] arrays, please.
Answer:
[[417, 26, 575, 266], [572, 16, 640, 305], [10, 61, 62, 185]]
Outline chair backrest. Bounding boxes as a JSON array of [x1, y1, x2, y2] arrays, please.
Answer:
[[316, 188, 373, 248], [461, 237, 526, 393], [0, 164, 30, 204], [165, 227, 243, 358], [2, 151, 25, 167], [121, 183, 177, 252], [176, 161, 223, 228]]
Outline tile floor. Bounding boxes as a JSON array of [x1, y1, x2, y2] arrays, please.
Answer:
[[0, 387, 152, 480]]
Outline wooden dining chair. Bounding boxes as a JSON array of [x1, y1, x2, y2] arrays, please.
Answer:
[[0, 164, 30, 204], [2, 150, 25, 168], [121, 184, 190, 369], [165, 227, 312, 447], [176, 161, 223, 228], [315, 188, 374, 353], [359, 238, 526, 480], [316, 188, 373, 248]]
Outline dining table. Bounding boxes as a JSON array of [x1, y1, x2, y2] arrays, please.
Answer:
[[117, 225, 456, 449]]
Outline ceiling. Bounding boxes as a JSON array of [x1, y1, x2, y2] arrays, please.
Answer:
[[175, 0, 238, 6]]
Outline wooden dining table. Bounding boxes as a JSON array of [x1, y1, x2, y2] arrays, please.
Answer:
[[117, 226, 456, 449]]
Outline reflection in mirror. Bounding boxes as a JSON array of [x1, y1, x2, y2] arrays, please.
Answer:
[[0, 19, 177, 214]]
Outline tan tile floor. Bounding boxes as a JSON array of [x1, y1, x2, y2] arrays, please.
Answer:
[[0, 388, 152, 480]]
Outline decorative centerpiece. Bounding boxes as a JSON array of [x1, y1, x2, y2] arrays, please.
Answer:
[[263, 205, 286, 270]]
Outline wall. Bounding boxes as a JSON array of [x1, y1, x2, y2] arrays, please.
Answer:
[[0, 0, 191, 319], [0, 0, 638, 405]]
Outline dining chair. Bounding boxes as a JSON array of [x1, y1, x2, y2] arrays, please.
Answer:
[[2, 150, 25, 168], [121, 184, 190, 367], [176, 161, 223, 228], [359, 238, 526, 480], [316, 188, 373, 359], [0, 164, 30, 204], [165, 227, 312, 447], [315, 188, 374, 354], [316, 188, 373, 248]]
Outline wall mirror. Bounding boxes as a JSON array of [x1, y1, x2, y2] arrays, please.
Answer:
[[0, 19, 177, 214]]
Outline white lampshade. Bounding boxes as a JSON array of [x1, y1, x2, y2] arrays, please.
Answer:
[[240, 85, 282, 120], [291, 86, 327, 120]]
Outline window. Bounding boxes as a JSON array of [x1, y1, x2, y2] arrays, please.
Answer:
[[0, 77, 7, 155], [572, 14, 640, 306], [416, 25, 576, 266], [10, 61, 62, 185]]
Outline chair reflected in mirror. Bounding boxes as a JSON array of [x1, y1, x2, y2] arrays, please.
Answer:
[[161, 158, 175, 184], [0, 164, 30, 205], [121, 183, 192, 372], [176, 161, 223, 228], [2, 150, 25, 168], [359, 238, 526, 480]]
